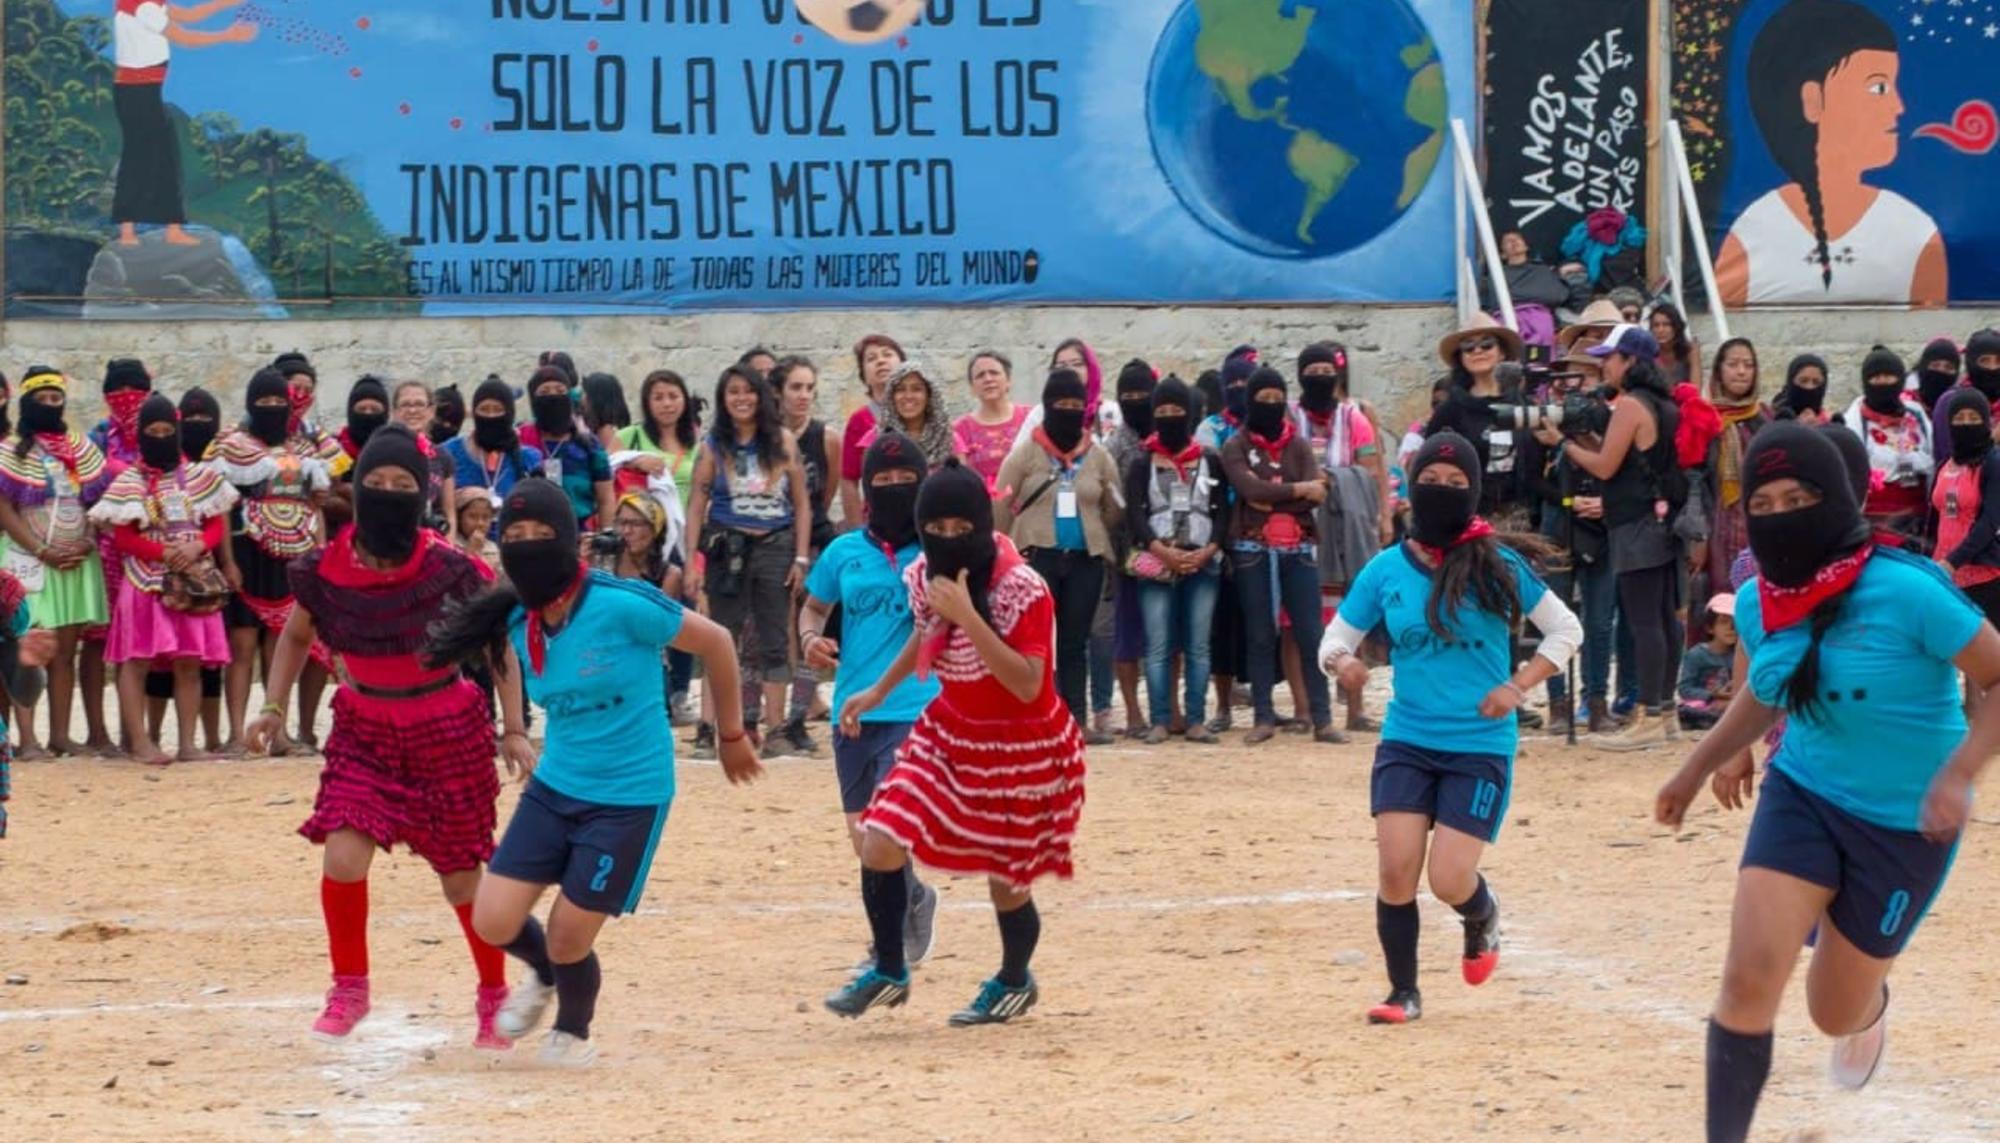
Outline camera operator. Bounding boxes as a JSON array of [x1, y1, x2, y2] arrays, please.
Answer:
[[1425, 315, 1539, 534], [1535, 325, 1684, 751], [1526, 355, 1620, 735]]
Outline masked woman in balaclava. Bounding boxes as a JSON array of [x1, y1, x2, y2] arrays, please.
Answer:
[[424, 476, 760, 1067], [1657, 422, 2000, 1142], [826, 457, 1085, 1027], [87, 394, 235, 765], [798, 433, 946, 977], [246, 426, 506, 1050], [211, 367, 342, 755], [0, 367, 115, 759], [1319, 432, 1581, 1027]]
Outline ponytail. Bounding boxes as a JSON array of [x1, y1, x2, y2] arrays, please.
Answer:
[[423, 583, 523, 679]]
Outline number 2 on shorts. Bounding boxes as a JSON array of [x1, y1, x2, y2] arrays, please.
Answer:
[[589, 853, 616, 894]]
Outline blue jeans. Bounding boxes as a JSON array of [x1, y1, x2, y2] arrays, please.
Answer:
[[1138, 562, 1220, 726], [1547, 557, 1617, 709], [1230, 545, 1330, 727]]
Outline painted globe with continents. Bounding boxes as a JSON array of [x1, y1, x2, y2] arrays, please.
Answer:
[[1147, 0, 1448, 259]]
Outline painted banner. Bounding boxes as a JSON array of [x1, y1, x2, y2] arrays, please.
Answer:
[[1481, 0, 1648, 262], [1677, 0, 2000, 305], [2, 0, 1474, 318]]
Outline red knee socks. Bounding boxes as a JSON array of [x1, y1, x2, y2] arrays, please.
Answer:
[[320, 876, 369, 978], [454, 901, 508, 989]]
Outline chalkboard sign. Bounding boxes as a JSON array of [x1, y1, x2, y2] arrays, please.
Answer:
[[1483, 0, 1650, 263]]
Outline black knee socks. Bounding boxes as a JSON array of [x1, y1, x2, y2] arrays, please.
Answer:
[[1451, 875, 1495, 924], [862, 867, 910, 978], [1376, 898, 1420, 993], [1705, 1017, 1773, 1143], [995, 900, 1040, 988], [551, 953, 601, 1039], [502, 915, 556, 987]]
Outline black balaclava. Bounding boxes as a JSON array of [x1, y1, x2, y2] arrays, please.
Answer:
[[1297, 342, 1348, 416], [1221, 351, 1257, 421], [246, 367, 292, 445], [1818, 423, 1872, 510], [1408, 431, 1482, 548], [137, 393, 182, 472], [1041, 368, 1089, 452], [1193, 369, 1223, 424], [1742, 423, 1870, 588], [1779, 354, 1828, 418], [1115, 359, 1157, 438], [537, 350, 579, 389], [1152, 376, 1195, 453], [1966, 329, 2000, 402], [351, 425, 428, 563], [861, 431, 927, 550], [1243, 366, 1289, 440], [498, 477, 582, 609], [103, 358, 150, 395], [1917, 338, 1962, 412], [346, 375, 390, 450], [528, 365, 574, 436], [178, 387, 221, 462], [472, 377, 519, 452], [1944, 387, 1994, 465], [914, 457, 998, 621], [17, 367, 65, 437], [431, 383, 466, 445], [1860, 347, 1907, 416]]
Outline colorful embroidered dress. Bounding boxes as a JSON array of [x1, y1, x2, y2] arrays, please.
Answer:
[[0, 430, 113, 628], [209, 427, 338, 635], [87, 461, 237, 665]]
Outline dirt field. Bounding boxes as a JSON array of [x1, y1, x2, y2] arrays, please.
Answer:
[[2, 709, 1997, 1142]]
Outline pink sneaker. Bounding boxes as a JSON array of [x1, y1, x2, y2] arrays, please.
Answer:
[[310, 974, 371, 1041], [475, 985, 513, 1050]]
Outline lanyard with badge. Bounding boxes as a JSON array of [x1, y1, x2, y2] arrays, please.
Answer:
[[1053, 458, 1078, 523]]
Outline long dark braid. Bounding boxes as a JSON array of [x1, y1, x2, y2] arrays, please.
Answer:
[[1800, 150, 1833, 289], [1782, 593, 1844, 720]]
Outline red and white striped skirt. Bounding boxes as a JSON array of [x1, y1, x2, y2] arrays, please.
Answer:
[[861, 696, 1086, 890]]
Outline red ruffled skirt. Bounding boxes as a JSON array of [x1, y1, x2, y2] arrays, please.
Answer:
[[298, 678, 499, 875], [861, 693, 1086, 890]]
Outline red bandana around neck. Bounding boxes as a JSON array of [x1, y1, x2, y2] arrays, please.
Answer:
[[1758, 544, 1874, 632], [35, 431, 80, 477], [1032, 426, 1091, 465], [526, 562, 590, 676], [1142, 433, 1204, 482], [1245, 416, 1296, 460], [1413, 516, 1496, 566]]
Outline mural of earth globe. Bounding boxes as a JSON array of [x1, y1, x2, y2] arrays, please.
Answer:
[[1146, 0, 1448, 259]]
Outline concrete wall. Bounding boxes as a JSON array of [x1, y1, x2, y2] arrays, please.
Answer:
[[3, 303, 1997, 429]]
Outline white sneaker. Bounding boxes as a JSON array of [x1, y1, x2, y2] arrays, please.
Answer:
[[496, 977, 555, 1040], [1829, 992, 1888, 1090], [537, 1029, 598, 1068]]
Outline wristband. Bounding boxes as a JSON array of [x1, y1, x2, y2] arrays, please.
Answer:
[[793, 556, 809, 567], [259, 701, 284, 717], [1502, 681, 1528, 701], [718, 726, 748, 744], [800, 630, 822, 650], [502, 729, 530, 741]]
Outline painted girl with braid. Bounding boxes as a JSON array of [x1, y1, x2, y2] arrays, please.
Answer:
[[1715, 0, 1945, 307]]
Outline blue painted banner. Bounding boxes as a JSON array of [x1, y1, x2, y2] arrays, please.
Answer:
[[3, 0, 1472, 316], [1679, 0, 2000, 305]]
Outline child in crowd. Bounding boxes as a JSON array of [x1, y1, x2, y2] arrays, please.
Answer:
[[1677, 593, 1738, 731]]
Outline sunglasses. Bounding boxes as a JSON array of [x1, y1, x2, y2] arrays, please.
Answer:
[[1459, 337, 1500, 353]]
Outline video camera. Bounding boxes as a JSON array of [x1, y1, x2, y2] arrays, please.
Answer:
[[1495, 386, 1612, 440], [587, 528, 625, 558]]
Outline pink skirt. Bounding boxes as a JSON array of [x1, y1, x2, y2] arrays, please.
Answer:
[[103, 578, 229, 665]]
